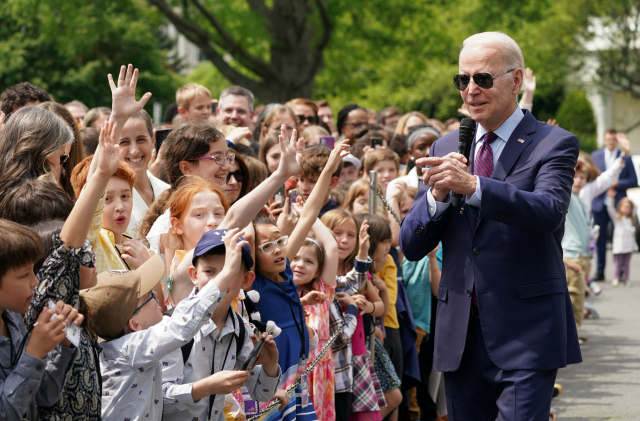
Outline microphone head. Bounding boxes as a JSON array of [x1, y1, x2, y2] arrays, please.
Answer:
[[460, 117, 476, 129]]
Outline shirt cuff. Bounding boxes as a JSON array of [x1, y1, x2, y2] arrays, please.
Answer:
[[466, 176, 482, 208], [427, 189, 451, 220], [227, 139, 235, 147], [172, 383, 196, 406], [353, 257, 372, 273], [344, 304, 359, 317]]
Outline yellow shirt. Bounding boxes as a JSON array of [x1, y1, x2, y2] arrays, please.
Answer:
[[87, 193, 150, 274], [377, 254, 399, 329]]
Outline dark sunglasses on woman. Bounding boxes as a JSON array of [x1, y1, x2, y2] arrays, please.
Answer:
[[297, 115, 318, 125], [226, 169, 244, 183]]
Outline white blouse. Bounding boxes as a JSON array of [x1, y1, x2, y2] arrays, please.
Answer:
[[130, 171, 170, 237]]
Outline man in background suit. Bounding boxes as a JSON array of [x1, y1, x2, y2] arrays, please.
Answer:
[[400, 32, 582, 420], [591, 129, 637, 281]]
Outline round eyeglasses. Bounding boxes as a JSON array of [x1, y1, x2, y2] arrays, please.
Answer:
[[257, 235, 289, 254], [192, 154, 235, 165]]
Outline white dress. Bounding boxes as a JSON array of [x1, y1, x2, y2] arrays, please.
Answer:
[[130, 171, 170, 238], [607, 197, 639, 254]]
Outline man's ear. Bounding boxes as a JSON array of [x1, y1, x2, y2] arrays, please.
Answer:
[[178, 106, 187, 117], [179, 160, 193, 176], [170, 216, 184, 236], [188, 265, 199, 286], [241, 271, 256, 290], [512, 68, 524, 95], [328, 176, 340, 191]]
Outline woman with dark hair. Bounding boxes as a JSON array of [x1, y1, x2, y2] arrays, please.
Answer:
[[0, 178, 74, 225], [38, 101, 86, 200], [226, 152, 251, 204], [337, 104, 368, 142], [138, 123, 232, 252]]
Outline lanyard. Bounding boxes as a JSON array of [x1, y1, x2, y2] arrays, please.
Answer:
[[274, 281, 306, 359], [208, 308, 237, 420], [114, 234, 133, 270]]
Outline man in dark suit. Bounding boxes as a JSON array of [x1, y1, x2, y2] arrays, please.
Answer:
[[400, 32, 582, 420], [591, 129, 637, 281]]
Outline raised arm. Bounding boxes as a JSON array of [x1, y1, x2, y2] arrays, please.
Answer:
[[288, 139, 350, 259], [311, 219, 339, 287], [220, 125, 304, 230], [60, 121, 120, 249]]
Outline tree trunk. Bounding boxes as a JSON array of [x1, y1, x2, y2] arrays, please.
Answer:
[[146, 0, 330, 103]]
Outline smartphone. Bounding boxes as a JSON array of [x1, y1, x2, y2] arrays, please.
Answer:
[[289, 190, 297, 211], [274, 192, 283, 206], [371, 138, 383, 149], [319, 135, 335, 149], [155, 128, 173, 152]]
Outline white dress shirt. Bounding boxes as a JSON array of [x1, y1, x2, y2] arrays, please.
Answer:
[[604, 147, 619, 170], [161, 310, 281, 421], [130, 171, 170, 237], [99, 281, 224, 421], [427, 106, 525, 219]]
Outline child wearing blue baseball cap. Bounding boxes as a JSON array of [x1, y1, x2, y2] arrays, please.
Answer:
[[161, 228, 281, 421]]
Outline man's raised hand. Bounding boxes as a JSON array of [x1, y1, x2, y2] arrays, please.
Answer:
[[419, 152, 475, 202]]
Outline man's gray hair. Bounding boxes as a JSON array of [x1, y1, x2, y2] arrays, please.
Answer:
[[461, 32, 525, 72], [218, 86, 255, 111]]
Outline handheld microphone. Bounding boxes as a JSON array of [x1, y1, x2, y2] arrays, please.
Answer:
[[451, 118, 476, 207]]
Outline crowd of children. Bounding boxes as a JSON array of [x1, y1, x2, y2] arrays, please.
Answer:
[[1, 62, 560, 421]]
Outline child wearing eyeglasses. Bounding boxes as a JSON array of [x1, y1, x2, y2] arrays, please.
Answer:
[[86, 228, 247, 421], [250, 139, 350, 421]]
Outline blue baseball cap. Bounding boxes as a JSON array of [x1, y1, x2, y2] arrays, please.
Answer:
[[193, 229, 253, 269]]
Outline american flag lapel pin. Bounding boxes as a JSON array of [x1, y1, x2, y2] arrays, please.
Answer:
[[518, 138, 525, 143]]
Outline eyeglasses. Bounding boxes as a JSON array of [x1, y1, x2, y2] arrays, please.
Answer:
[[345, 122, 367, 129], [132, 290, 159, 316], [453, 69, 515, 91], [60, 153, 70, 165], [257, 235, 289, 254], [220, 107, 250, 117], [297, 115, 318, 125], [192, 153, 235, 165], [227, 169, 244, 183]]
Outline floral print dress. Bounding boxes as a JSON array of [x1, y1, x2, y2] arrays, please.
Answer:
[[24, 235, 102, 421], [300, 279, 336, 421]]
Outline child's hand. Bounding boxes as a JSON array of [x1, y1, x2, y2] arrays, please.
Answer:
[[608, 188, 617, 199], [273, 388, 291, 411], [275, 125, 305, 179], [300, 290, 326, 307], [223, 228, 248, 275], [370, 274, 387, 294], [121, 239, 151, 269], [26, 301, 74, 358], [251, 332, 280, 368], [325, 139, 351, 175], [336, 292, 356, 307], [204, 370, 250, 395], [108, 64, 152, 121], [91, 119, 120, 180], [388, 181, 407, 202], [277, 198, 301, 236], [357, 220, 370, 260]]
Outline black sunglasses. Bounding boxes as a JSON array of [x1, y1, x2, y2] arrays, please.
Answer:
[[453, 69, 515, 91], [226, 169, 244, 183], [60, 154, 70, 165], [132, 291, 159, 316], [297, 115, 318, 125]]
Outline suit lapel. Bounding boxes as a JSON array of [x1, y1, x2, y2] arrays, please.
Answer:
[[492, 111, 537, 181]]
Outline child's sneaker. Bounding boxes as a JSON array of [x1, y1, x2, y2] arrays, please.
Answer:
[[612, 278, 620, 286], [588, 280, 602, 295]]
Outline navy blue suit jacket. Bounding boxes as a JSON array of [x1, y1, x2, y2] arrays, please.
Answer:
[[400, 111, 582, 372], [590, 148, 637, 212]]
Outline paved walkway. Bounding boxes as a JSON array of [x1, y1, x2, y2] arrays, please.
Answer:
[[553, 251, 640, 420]]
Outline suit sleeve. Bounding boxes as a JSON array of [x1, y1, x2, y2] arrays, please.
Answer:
[[616, 156, 638, 192], [478, 133, 579, 233], [400, 142, 452, 262]]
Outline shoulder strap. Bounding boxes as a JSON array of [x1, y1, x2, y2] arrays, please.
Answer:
[[164, 307, 195, 365]]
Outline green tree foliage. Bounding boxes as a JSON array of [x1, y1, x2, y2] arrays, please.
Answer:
[[0, 0, 180, 109], [556, 90, 598, 152]]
